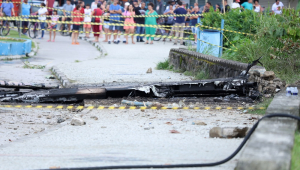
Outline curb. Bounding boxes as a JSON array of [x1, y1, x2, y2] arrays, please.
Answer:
[[0, 39, 38, 60], [51, 66, 73, 88], [78, 36, 107, 57]]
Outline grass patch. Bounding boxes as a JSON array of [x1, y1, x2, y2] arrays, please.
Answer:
[[249, 98, 273, 115], [5, 30, 36, 49], [195, 71, 210, 80], [0, 39, 25, 42], [291, 132, 300, 170], [183, 71, 193, 76], [75, 60, 80, 63], [156, 59, 170, 70], [23, 61, 45, 69]]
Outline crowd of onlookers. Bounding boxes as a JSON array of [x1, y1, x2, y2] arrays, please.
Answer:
[[0, 0, 285, 45]]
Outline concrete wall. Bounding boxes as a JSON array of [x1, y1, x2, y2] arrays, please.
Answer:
[[236, 90, 300, 170], [168, 48, 265, 79]]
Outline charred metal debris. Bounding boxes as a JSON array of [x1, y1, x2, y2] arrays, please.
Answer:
[[0, 58, 263, 103]]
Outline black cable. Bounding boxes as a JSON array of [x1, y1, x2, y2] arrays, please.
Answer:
[[43, 113, 300, 170]]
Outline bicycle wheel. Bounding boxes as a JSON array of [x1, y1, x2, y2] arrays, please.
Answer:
[[0, 21, 10, 36], [28, 22, 39, 39], [60, 24, 69, 36], [153, 29, 162, 41]]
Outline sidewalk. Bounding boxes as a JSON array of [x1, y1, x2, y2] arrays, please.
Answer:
[[0, 32, 101, 85], [54, 35, 192, 85]]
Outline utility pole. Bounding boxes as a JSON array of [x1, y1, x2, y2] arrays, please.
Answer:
[[19, 0, 23, 38]]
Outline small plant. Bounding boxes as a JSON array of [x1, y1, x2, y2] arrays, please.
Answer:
[[195, 71, 210, 80], [75, 60, 80, 63], [183, 71, 193, 76], [156, 59, 170, 70], [23, 61, 45, 69], [249, 98, 273, 115]]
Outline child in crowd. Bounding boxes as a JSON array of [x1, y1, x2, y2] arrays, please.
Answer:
[[84, 4, 92, 38], [72, 5, 82, 45], [47, 10, 59, 42]]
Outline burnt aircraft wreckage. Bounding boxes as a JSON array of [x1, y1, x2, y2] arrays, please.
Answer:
[[0, 57, 263, 103]]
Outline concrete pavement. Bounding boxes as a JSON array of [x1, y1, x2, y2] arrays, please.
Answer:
[[54, 35, 192, 85], [0, 32, 100, 85], [0, 108, 255, 170]]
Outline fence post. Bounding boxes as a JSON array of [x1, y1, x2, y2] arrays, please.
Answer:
[[196, 17, 200, 53], [219, 19, 224, 57]]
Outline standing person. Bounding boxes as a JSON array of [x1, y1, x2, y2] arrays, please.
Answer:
[[0, 0, 15, 25], [203, 2, 212, 13], [133, 0, 145, 42], [272, 0, 284, 15], [91, 0, 100, 11], [232, 0, 241, 9], [253, 0, 262, 13], [190, 6, 200, 45], [215, 4, 221, 12], [121, 2, 129, 43], [36, 3, 48, 39], [172, 1, 187, 45], [21, 0, 31, 35], [163, 4, 174, 42], [222, 0, 230, 13], [144, 2, 157, 44], [241, 0, 253, 10], [72, 4, 82, 45], [109, 0, 122, 44], [62, 0, 73, 32], [103, 5, 110, 42], [123, 4, 135, 44], [47, 10, 59, 42], [141, 2, 147, 10], [92, 4, 102, 42], [156, 0, 164, 15], [84, 4, 92, 38], [44, 0, 55, 15]]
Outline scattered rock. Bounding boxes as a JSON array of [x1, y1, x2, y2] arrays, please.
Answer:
[[172, 103, 179, 108], [170, 130, 180, 133], [262, 71, 275, 81], [264, 94, 272, 98], [144, 127, 150, 130], [179, 100, 186, 107], [90, 116, 98, 120], [146, 68, 152, 73], [101, 126, 107, 128], [209, 127, 249, 138], [165, 122, 173, 125], [252, 70, 261, 77], [177, 118, 183, 121], [46, 115, 52, 119], [70, 117, 86, 126], [57, 118, 65, 123], [192, 121, 207, 125]]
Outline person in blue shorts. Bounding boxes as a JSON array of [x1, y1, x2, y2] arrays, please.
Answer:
[[109, 0, 122, 44]]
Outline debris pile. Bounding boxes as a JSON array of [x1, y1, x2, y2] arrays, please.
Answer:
[[248, 71, 286, 98]]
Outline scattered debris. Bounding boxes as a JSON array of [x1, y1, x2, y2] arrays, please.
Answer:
[[209, 127, 249, 138], [170, 130, 180, 133], [90, 116, 98, 120], [165, 122, 173, 125], [45, 75, 56, 79], [192, 121, 207, 125], [146, 68, 152, 73], [70, 117, 86, 126], [177, 118, 183, 121], [57, 118, 65, 123], [121, 100, 152, 107], [101, 126, 107, 128]]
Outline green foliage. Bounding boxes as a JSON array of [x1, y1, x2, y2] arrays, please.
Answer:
[[291, 132, 300, 170], [195, 70, 209, 80], [249, 98, 273, 115], [156, 59, 170, 70], [200, 8, 300, 83]]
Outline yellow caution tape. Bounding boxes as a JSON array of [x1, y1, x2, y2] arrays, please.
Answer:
[[1, 104, 266, 110]]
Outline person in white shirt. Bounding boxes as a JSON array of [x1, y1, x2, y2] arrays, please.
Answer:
[[84, 4, 92, 38], [35, 3, 48, 39], [272, 0, 284, 15], [91, 0, 99, 11], [232, 0, 241, 9]]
